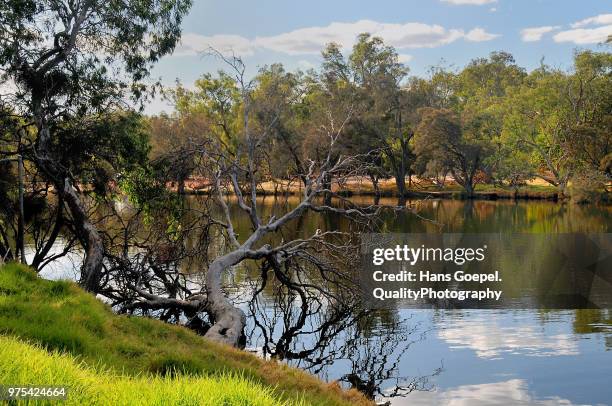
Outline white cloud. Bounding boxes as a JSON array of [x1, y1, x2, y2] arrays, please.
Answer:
[[465, 27, 500, 42], [571, 13, 612, 28], [520, 14, 612, 45], [441, 0, 496, 5], [397, 54, 413, 63], [553, 25, 612, 44], [175, 20, 499, 57], [520, 26, 560, 42]]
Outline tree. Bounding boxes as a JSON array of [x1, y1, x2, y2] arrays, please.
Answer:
[[415, 108, 491, 196], [149, 112, 209, 195], [0, 0, 192, 291], [565, 51, 612, 176], [501, 51, 611, 194], [321, 34, 413, 200], [110, 55, 378, 347], [251, 64, 308, 191], [502, 68, 574, 190], [456, 52, 525, 187]]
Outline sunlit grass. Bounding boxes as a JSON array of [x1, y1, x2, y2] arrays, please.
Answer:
[[0, 335, 298, 405]]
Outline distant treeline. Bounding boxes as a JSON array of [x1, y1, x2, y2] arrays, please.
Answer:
[[149, 34, 611, 202]]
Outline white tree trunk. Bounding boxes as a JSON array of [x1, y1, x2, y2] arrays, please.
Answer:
[[203, 251, 247, 347]]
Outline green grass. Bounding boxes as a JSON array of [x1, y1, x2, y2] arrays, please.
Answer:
[[0, 263, 370, 406], [0, 335, 298, 405]]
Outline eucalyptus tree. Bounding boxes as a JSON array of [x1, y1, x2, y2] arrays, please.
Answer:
[[501, 50, 611, 194], [501, 68, 574, 190], [564, 51, 612, 177], [0, 0, 192, 291], [415, 108, 489, 196], [321, 34, 416, 200], [251, 63, 309, 190], [455, 52, 526, 187]]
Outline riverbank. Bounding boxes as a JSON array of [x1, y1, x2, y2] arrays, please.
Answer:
[[178, 177, 568, 201], [0, 263, 371, 406]]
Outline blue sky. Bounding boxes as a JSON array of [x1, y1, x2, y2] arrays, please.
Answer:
[[146, 0, 612, 113]]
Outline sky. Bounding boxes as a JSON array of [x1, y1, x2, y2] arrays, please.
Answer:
[[145, 0, 612, 114]]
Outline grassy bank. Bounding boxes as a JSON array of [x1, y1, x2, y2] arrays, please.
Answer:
[[1, 336, 297, 405], [0, 263, 371, 406]]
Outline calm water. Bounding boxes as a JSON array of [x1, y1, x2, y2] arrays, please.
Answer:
[[34, 198, 612, 405]]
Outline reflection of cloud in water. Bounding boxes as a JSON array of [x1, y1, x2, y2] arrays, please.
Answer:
[[437, 313, 578, 358], [391, 379, 577, 405]]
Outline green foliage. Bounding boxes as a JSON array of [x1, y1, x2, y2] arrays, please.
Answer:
[[117, 165, 182, 238], [415, 107, 491, 194], [456, 51, 526, 103], [171, 72, 242, 152], [55, 112, 152, 196], [0, 0, 193, 94], [0, 264, 369, 406], [498, 50, 612, 194], [252, 64, 306, 178]]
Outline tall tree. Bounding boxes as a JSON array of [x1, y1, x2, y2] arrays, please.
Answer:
[[501, 51, 611, 193], [321, 34, 414, 200]]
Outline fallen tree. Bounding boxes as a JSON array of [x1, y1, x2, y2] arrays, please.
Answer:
[[105, 54, 380, 347]]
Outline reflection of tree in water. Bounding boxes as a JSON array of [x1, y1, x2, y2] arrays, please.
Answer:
[[378, 199, 611, 234], [338, 314, 442, 400], [246, 257, 441, 400], [573, 309, 612, 347]]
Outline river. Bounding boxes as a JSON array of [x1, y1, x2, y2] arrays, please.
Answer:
[[32, 197, 612, 405]]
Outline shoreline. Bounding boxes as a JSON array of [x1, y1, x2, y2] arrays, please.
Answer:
[[178, 184, 565, 201], [168, 177, 610, 203]]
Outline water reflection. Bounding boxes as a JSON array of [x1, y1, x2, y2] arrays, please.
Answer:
[[435, 311, 579, 359], [393, 379, 579, 406]]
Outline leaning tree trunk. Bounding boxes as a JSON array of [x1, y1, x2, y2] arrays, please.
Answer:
[[63, 179, 104, 292], [204, 251, 247, 347], [32, 105, 105, 292]]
